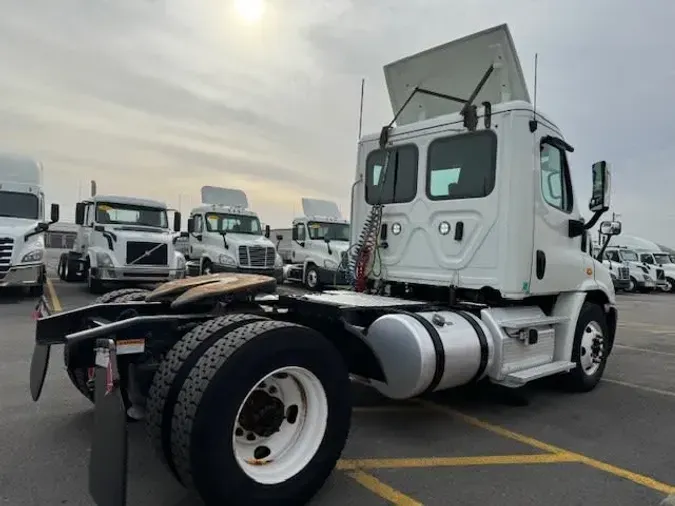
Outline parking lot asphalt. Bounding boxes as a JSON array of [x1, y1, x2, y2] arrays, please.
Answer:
[[1, 274, 674, 506]]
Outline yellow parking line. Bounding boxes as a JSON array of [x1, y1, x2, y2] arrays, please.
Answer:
[[45, 278, 62, 312], [417, 400, 675, 495], [347, 470, 422, 506], [338, 453, 580, 470]]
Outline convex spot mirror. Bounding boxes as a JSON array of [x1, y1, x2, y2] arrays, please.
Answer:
[[599, 220, 622, 236], [590, 161, 611, 212]]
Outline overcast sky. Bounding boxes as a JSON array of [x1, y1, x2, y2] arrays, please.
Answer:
[[1, 0, 674, 244]]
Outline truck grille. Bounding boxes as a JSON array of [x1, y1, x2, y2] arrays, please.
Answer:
[[125, 241, 168, 266], [656, 268, 665, 280], [618, 267, 629, 280], [0, 237, 13, 278], [238, 246, 275, 268]]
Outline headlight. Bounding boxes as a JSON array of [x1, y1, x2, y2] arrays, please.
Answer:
[[21, 249, 44, 263], [323, 259, 338, 269], [219, 254, 236, 266], [275, 253, 283, 268], [96, 252, 114, 267]]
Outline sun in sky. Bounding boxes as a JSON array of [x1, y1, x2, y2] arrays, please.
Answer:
[[234, 0, 266, 24]]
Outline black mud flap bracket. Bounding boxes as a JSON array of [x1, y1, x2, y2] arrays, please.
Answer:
[[89, 339, 128, 506], [30, 296, 53, 402]]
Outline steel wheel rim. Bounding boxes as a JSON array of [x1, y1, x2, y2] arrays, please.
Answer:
[[307, 270, 318, 288], [232, 366, 328, 485], [580, 321, 604, 376]]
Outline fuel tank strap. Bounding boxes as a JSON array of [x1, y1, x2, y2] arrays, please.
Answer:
[[385, 309, 445, 394], [456, 310, 489, 382]]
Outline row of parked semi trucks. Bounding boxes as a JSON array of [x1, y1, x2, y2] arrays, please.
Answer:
[[2, 153, 674, 296], [0, 154, 350, 294]]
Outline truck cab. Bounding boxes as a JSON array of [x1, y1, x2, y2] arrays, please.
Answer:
[[59, 195, 186, 293], [600, 248, 631, 292], [186, 186, 283, 283], [603, 246, 656, 293], [637, 250, 675, 292], [273, 198, 351, 290], [0, 153, 60, 296]]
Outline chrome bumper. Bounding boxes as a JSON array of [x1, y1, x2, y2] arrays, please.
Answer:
[[91, 265, 186, 283], [0, 263, 43, 287]]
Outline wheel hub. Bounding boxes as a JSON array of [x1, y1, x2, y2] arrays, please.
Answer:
[[580, 322, 604, 375], [238, 389, 286, 438]]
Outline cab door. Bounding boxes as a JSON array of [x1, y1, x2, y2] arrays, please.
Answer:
[[529, 127, 586, 294], [189, 214, 205, 259]]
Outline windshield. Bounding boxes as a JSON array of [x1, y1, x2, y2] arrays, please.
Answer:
[[307, 221, 350, 241], [0, 191, 39, 220], [96, 202, 168, 228], [653, 253, 671, 264], [206, 213, 262, 235], [619, 250, 639, 261]]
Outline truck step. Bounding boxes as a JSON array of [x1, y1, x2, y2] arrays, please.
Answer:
[[496, 361, 576, 388], [496, 315, 569, 330]]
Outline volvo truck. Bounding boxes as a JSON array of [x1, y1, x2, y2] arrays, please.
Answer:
[[57, 194, 186, 293], [29, 24, 619, 506], [0, 153, 59, 296]]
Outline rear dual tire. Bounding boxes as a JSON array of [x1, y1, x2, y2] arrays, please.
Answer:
[[146, 316, 351, 506]]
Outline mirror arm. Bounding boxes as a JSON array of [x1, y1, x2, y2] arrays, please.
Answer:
[[583, 211, 604, 231], [595, 234, 612, 262]]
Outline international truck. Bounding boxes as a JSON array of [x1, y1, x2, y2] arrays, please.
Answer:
[[57, 193, 187, 293], [270, 198, 351, 290], [185, 186, 284, 283], [0, 152, 60, 296], [29, 24, 619, 506]]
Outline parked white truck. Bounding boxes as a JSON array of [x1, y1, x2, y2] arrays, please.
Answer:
[[57, 194, 186, 293], [30, 24, 620, 506], [186, 186, 284, 283], [632, 250, 675, 292], [594, 223, 631, 292], [0, 153, 60, 296], [603, 246, 661, 293], [271, 198, 351, 290]]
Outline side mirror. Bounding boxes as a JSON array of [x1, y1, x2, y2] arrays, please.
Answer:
[[173, 212, 182, 232], [264, 225, 270, 238], [50, 203, 60, 223], [36, 222, 49, 232], [75, 202, 85, 225], [589, 161, 611, 212], [276, 234, 283, 241], [187, 218, 195, 234], [599, 220, 622, 236]]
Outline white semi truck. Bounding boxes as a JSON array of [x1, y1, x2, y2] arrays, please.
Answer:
[[603, 246, 662, 293], [271, 198, 351, 290], [57, 194, 187, 293], [594, 222, 631, 292], [185, 186, 284, 283], [30, 24, 620, 506], [634, 250, 675, 293], [0, 153, 60, 296]]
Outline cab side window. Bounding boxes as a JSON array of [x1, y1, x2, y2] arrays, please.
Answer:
[[641, 254, 654, 264], [540, 141, 573, 213], [193, 215, 204, 233], [292, 223, 306, 242], [608, 251, 620, 262]]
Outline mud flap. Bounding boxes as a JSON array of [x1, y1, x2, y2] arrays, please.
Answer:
[[29, 296, 53, 401], [89, 339, 128, 506]]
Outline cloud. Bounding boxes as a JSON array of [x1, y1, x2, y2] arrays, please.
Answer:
[[0, 0, 674, 247]]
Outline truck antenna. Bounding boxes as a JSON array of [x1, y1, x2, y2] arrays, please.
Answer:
[[529, 53, 539, 133], [358, 78, 365, 140]]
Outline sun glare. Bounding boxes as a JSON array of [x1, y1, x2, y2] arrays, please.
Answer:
[[234, 0, 265, 24]]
